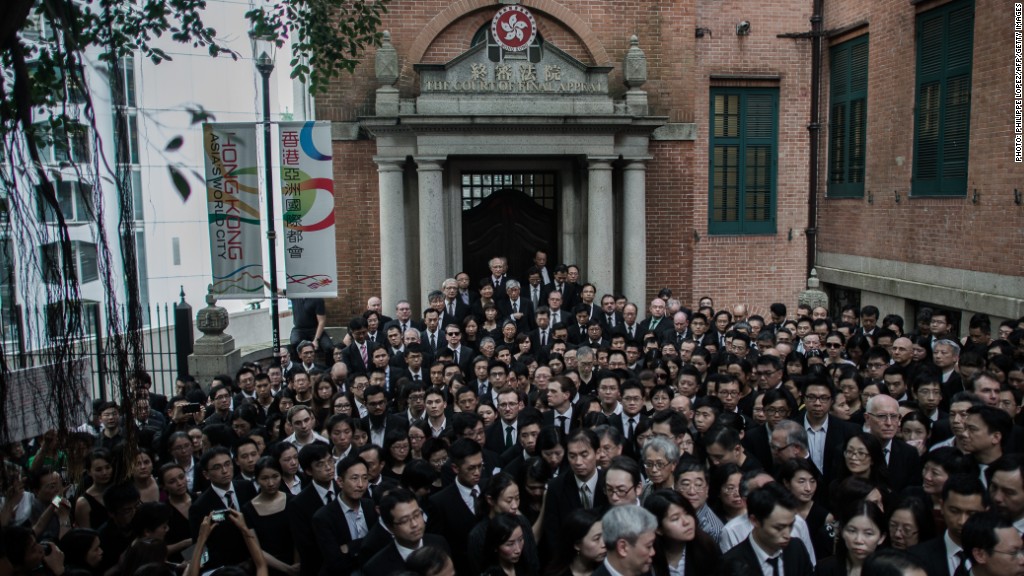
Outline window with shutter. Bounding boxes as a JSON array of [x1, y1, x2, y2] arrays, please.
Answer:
[[828, 35, 869, 197], [912, 0, 973, 196], [708, 88, 778, 235]]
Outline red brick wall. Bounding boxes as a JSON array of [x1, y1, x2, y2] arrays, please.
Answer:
[[816, 0, 1024, 276], [320, 0, 818, 321]]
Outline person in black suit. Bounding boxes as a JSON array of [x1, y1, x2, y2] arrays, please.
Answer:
[[597, 293, 624, 332], [865, 394, 922, 492], [313, 455, 378, 575], [638, 298, 672, 341], [961, 510, 1022, 576], [290, 444, 338, 576], [720, 483, 815, 576], [593, 504, 659, 576], [440, 278, 470, 327], [188, 447, 249, 571], [362, 488, 452, 574], [426, 438, 485, 575], [798, 378, 859, 496], [440, 324, 474, 375], [361, 385, 409, 447], [542, 428, 609, 560], [340, 317, 377, 375], [541, 376, 577, 435], [484, 389, 522, 455], [541, 264, 574, 309], [909, 474, 991, 576], [487, 256, 512, 303], [498, 279, 535, 332]]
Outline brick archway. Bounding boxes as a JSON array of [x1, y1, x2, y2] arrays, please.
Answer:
[[406, 0, 610, 66]]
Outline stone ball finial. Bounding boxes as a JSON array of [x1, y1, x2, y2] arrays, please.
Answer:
[[376, 30, 399, 86], [197, 284, 229, 336], [807, 268, 820, 289], [623, 35, 647, 89]]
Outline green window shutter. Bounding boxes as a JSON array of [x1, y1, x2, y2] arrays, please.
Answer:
[[709, 88, 778, 235], [828, 35, 868, 197], [913, 0, 973, 196]]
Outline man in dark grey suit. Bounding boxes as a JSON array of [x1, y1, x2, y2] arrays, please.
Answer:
[[909, 474, 990, 576], [593, 505, 658, 576], [312, 455, 378, 575], [362, 488, 451, 574], [720, 483, 815, 576]]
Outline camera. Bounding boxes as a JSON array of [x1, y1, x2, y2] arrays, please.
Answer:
[[182, 403, 202, 415], [51, 495, 63, 508], [211, 509, 228, 523]]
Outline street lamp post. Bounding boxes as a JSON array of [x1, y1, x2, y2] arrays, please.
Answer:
[[250, 30, 281, 367]]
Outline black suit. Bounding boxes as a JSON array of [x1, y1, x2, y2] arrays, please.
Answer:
[[340, 340, 377, 375], [809, 415, 859, 493], [289, 483, 332, 576], [639, 316, 671, 339], [484, 420, 519, 455], [742, 424, 775, 476], [440, 299, 471, 327], [541, 283, 576, 309], [541, 471, 608, 560], [499, 298, 535, 331], [720, 537, 814, 576], [886, 437, 923, 492], [909, 535, 955, 576], [312, 497, 378, 576], [598, 311, 624, 331], [442, 345, 474, 375], [542, 407, 577, 435], [188, 487, 248, 569], [427, 482, 482, 575], [361, 534, 451, 575]]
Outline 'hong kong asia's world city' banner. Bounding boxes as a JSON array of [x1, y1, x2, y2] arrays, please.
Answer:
[[202, 123, 264, 298], [279, 121, 337, 298]]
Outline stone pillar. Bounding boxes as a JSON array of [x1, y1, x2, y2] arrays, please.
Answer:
[[375, 31, 399, 116], [417, 158, 446, 299], [587, 159, 615, 294], [376, 158, 405, 310], [622, 160, 647, 306], [188, 287, 241, 390]]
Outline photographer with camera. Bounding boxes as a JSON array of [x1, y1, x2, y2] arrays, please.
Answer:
[[186, 509, 266, 576]]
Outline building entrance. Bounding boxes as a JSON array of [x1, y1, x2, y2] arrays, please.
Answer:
[[460, 171, 558, 283]]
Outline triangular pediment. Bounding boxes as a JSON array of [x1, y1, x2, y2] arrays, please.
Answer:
[[414, 41, 615, 115]]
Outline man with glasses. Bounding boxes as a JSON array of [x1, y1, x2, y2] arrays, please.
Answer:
[[189, 447, 248, 570], [674, 456, 724, 542], [605, 456, 643, 507], [800, 377, 857, 494], [866, 394, 922, 492], [442, 324, 473, 374], [484, 389, 522, 454], [364, 488, 451, 574], [962, 511, 1024, 576], [753, 355, 784, 391], [360, 385, 405, 447]]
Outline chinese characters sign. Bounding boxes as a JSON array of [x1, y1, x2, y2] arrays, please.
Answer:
[[203, 123, 264, 298], [279, 121, 337, 297]]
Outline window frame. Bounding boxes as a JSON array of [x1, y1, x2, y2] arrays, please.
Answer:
[[827, 34, 869, 198], [911, 0, 974, 197], [707, 87, 779, 235]]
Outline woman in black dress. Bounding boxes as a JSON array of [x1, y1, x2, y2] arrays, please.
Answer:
[[157, 463, 192, 562], [242, 456, 298, 576], [74, 448, 113, 530]]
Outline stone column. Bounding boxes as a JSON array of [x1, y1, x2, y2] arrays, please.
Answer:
[[376, 158, 405, 310], [622, 160, 647, 306], [417, 158, 446, 299], [587, 159, 615, 294]]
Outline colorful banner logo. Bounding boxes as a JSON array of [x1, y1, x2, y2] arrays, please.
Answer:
[[280, 121, 337, 297], [202, 123, 264, 298]]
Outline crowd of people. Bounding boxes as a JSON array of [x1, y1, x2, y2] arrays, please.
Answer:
[[3, 253, 1024, 576]]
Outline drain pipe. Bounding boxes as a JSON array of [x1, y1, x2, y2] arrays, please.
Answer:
[[806, 0, 824, 277]]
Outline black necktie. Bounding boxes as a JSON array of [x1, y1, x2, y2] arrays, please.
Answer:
[[766, 555, 780, 576], [628, 417, 635, 439], [953, 551, 969, 576], [607, 314, 614, 327], [541, 331, 547, 346], [430, 333, 436, 350], [557, 415, 568, 433], [224, 490, 237, 510], [325, 491, 335, 505], [505, 425, 514, 448]]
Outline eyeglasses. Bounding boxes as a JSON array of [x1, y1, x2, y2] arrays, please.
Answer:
[[844, 449, 870, 460], [718, 390, 740, 397], [754, 369, 780, 377], [805, 394, 832, 404], [867, 362, 888, 369], [771, 442, 797, 452], [888, 522, 918, 537], [604, 484, 637, 497], [643, 460, 671, 470], [990, 548, 1024, 559], [825, 343, 844, 349], [765, 407, 789, 416], [393, 509, 425, 526], [721, 485, 740, 495], [446, 332, 461, 337], [868, 413, 901, 423]]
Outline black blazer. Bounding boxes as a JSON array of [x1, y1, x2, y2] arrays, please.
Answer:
[[427, 482, 482, 575], [598, 310, 625, 332], [541, 471, 608, 559], [441, 345, 475, 374], [499, 298, 535, 331], [742, 424, 775, 477], [361, 534, 451, 575], [886, 437, 923, 492], [188, 487, 248, 569], [484, 419, 519, 455], [289, 483, 330, 576], [440, 299, 471, 327], [720, 537, 814, 576], [340, 341, 378, 375], [312, 497, 378, 576], [908, 535, 953, 576]]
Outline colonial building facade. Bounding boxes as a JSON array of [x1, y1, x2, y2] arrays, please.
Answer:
[[321, 0, 1020, 329]]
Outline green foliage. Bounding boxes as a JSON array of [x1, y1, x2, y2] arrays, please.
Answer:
[[246, 0, 389, 94]]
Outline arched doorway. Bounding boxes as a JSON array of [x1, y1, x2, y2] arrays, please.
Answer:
[[461, 181, 558, 283]]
